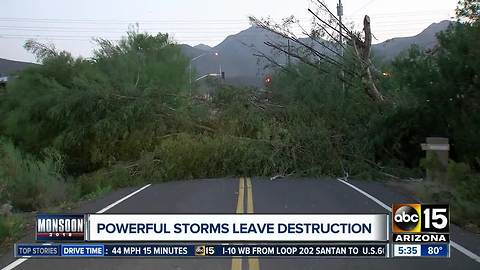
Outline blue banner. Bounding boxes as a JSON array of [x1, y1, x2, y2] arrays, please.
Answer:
[[16, 244, 60, 256], [61, 245, 105, 257], [421, 244, 449, 257], [15, 243, 386, 258]]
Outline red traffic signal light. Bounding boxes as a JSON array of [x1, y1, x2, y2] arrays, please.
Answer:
[[265, 76, 272, 85]]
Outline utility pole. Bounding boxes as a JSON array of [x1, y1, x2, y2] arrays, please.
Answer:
[[337, 0, 345, 93]]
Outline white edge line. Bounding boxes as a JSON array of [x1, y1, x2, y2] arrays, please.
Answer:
[[338, 179, 392, 211], [1, 184, 152, 270], [451, 242, 480, 263], [96, 184, 151, 214], [337, 178, 480, 264], [1, 258, 30, 270]]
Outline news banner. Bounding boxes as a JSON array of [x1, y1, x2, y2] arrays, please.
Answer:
[[15, 204, 450, 259]]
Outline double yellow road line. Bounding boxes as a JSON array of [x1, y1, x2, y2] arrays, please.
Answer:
[[231, 177, 259, 270]]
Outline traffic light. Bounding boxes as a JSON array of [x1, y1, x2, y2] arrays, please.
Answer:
[[265, 76, 272, 86]]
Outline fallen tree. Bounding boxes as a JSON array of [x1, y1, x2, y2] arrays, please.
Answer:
[[249, 0, 385, 102]]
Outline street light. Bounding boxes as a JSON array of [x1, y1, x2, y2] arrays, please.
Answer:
[[189, 52, 219, 95]]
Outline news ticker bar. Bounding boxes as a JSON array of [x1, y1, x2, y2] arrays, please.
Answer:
[[16, 243, 450, 258], [37, 214, 389, 242], [16, 243, 387, 258]]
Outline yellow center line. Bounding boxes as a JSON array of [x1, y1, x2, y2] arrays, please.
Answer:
[[246, 177, 260, 270], [236, 177, 245, 214], [246, 177, 254, 213], [231, 177, 245, 270]]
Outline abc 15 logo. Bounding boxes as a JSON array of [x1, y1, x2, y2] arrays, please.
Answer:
[[392, 204, 449, 233], [195, 245, 215, 256]]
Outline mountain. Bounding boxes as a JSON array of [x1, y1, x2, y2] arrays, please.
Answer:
[[182, 20, 453, 87], [372, 20, 452, 60], [194, 44, 212, 51], [0, 58, 35, 76], [184, 27, 334, 87], [183, 27, 289, 87]]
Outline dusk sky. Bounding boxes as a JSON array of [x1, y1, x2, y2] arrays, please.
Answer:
[[2, 0, 458, 62]]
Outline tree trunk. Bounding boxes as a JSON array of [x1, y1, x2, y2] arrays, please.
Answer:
[[354, 16, 385, 102]]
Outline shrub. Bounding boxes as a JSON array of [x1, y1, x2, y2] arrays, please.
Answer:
[[0, 139, 66, 211], [0, 214, 25, 246], [418, 160, 480, 229], [447, 160, 471, 184], [0, 31, 192, 174], [77, 164, 141, 198]]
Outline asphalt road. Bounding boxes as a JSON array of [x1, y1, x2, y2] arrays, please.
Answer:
[[1, 177, 479, 270]]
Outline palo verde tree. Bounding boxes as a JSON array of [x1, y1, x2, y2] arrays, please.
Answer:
[[0, 30, 196, 173]]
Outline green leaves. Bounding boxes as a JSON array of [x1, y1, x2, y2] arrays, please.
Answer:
[[1, 31, 191, 173], [24, 40, 58, 62], [381, 22, 480, 167], [0, 138, 66, 211]]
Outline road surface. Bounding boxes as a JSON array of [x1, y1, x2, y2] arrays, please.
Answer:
[[1, 177, 479, 270]]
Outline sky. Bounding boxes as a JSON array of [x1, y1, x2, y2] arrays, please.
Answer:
[[1, 0, 458, 63]]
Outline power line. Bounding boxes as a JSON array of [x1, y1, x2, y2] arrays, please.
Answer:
[[0, 18, 447, 36], [0, 17, 252, 23], [0, 25, 249, 31], [345, 10, 452, 19], [0, 9, 451, 24], [0, 35, 227, 42], [349, 0, 377, 16], [0, 26, 446, 41], [0, 20, 442, 34], [0, 28, 255, 35]]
